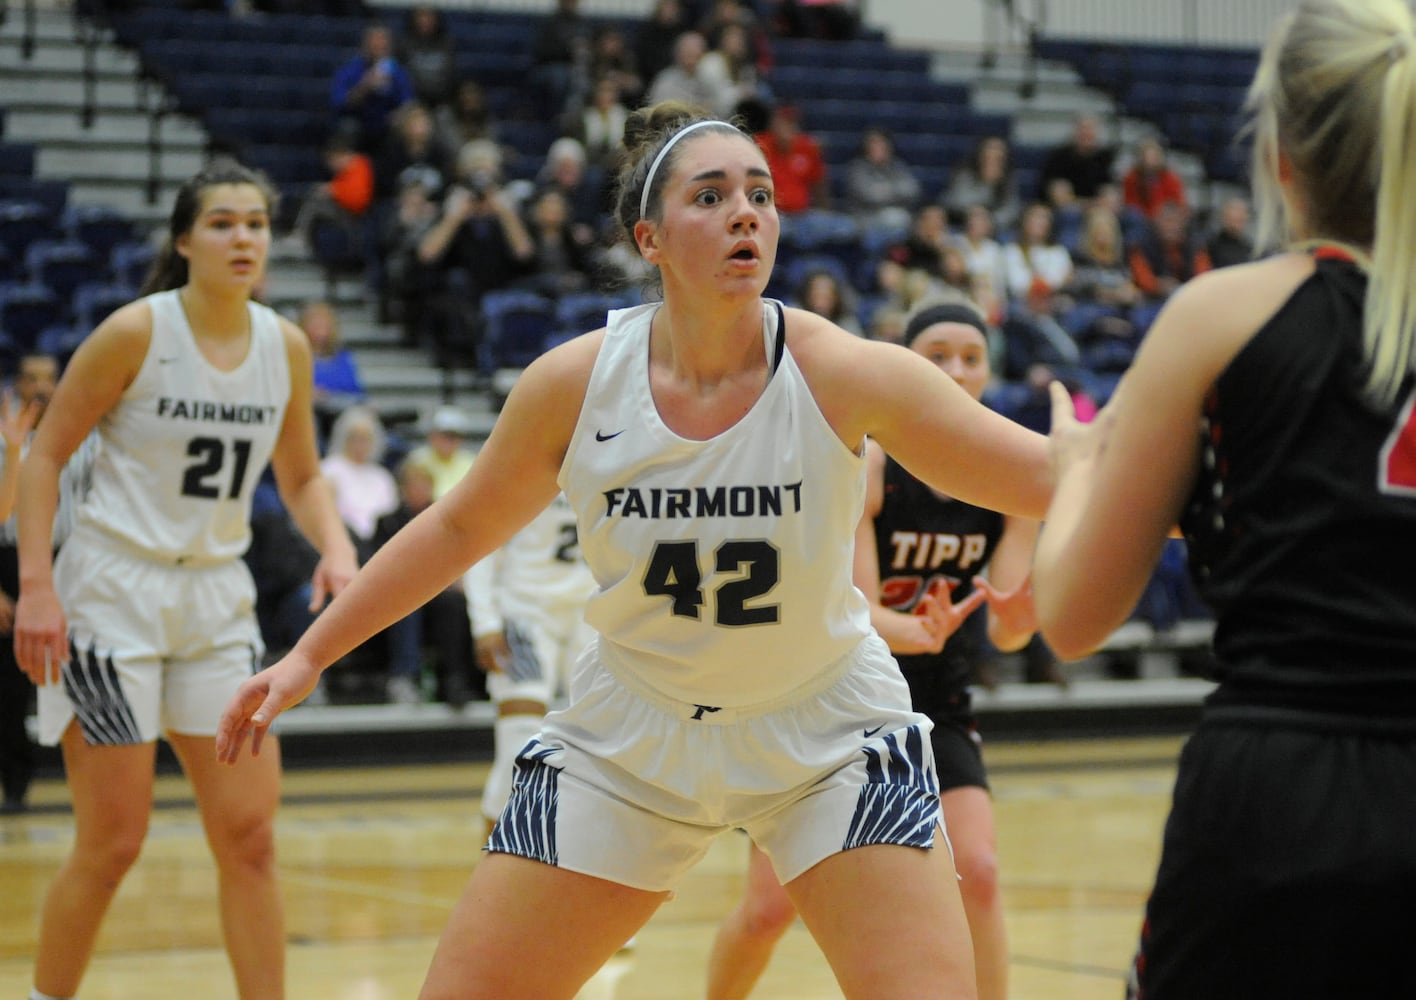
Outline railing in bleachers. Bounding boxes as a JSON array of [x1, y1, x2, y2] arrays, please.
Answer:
[[1040, 0, 1292, 47]]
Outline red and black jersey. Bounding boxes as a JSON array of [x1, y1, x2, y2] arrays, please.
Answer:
[[1181, 252, 1416, 714], [874, 455, 1004, 691]]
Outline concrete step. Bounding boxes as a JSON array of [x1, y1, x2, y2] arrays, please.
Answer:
[[37, 144, 209, 183], [0, 7, 107, 43], [1, 35, 140, 74], [0, 69, 151, 111], [1, 106, 208, 148]]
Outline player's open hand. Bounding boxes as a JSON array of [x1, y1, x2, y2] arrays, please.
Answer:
[[474, 632, 510, 674], [974, 573, 1038, 639], [308, 547, 359, 612], [13, 585, 67, 685], [216, 651, 324, 763], [0, 389, 38, 452]]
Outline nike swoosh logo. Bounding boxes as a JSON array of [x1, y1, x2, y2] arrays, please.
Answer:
[[595, 429, 625, 442], [159, 357, 180, 364], [863, 725, 885, 738]]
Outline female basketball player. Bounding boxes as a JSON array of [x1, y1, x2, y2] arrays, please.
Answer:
[[1032, 2, 1416, 996], [13, 160, 358, 1000], [217, 103, 1053, 1000], [706, 301, 1036, 1000], [465, 491, 597, 838]]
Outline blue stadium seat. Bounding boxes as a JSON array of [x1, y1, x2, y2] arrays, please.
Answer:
[[64, 204, 135, 259], [477, 290, 558, 372], [25, 239, 101, 301], [0, 283, 63, 349], [110, 241, 157, 290], [555, 292, 626, 336], [73, 281, 136, 331], [0, 201, 59, 259]]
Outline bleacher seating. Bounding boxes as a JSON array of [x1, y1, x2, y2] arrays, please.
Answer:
[[1035, 38, 1258, 182]]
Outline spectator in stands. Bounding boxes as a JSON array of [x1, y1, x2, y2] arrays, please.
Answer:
[[1063, 204, 1142, 361], [645, 30, 721, 112], [794, 267, 862, 336], [1129, 202, 1212, 301], [372, 457, 479, 707], [298, 127, 376, 280], [844, 127, 922, 233], [754, 103, 829, 214], [1067, 205, 1141, 315], [778, 0, 859, 40], [299, 299, 365, 439], [437, 79, 500, 151], [397, 5, 457, 113], [533, 137, 604, 245], [887, 202, 950, 275], [377, 166, 442, 344], [414, 139, 536, 367], [1121, 136, 1187, 220], [531, 0, 593, 120], [1206, 195, 1255, 269], [573, 76, 632, 173], [406, 403, 478, 499], [320, 404, 399, 558], [952, 204, 1008, 324], [634, 0, 691, 88], [1004, 202, 1074, 311], [698, 21, 769, 118], [586, 25, 644, 112], [942, 135, 1021, 233], [1003, 202, 1080, 366], [373, 100, 453, 203], [331, 23, 416, 152], [696, 0, 758, 47], [1037, 113, 1116, 209], [518, 188, 597, 298], [867, 303, 908, 344]]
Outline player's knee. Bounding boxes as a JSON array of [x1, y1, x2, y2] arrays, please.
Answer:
[[84, 831, 146, 885], [954, 844, 1001, 908], [212, 813, 278, 877], [742, 885, 797, 939]]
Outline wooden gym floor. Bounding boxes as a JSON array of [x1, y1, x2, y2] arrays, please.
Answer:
[[0, 735, 1183, 999]]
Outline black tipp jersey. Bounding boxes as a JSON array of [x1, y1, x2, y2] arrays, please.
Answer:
[[875, 455, 1004, 691], [1182, 252, 1416, 713]]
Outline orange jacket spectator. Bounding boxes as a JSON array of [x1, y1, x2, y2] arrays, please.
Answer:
[[328, 150, 375, 215], [1129, 204, 1211, 299], [1121, 138, 1187, 219]]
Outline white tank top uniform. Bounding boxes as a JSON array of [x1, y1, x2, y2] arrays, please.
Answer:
[[40, 290, 291, 746], [488, 302, 943, 890], [465, 492, 597, 705]]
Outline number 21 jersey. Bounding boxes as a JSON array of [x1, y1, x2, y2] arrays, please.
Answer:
[[76, 289, 290, 564]]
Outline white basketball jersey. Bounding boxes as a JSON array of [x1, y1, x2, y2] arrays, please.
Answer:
[[75, 289, 290, 564], [560, 301, 872, 708], [465, 492, 597, 637]]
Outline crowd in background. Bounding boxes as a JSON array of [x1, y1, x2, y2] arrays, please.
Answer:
[[21, 0, 1237, 705]]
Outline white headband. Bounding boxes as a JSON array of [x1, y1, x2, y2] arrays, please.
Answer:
[[639, 119, 729, 220]]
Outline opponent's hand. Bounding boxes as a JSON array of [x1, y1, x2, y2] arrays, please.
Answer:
[[216, 652, 324, 763], [974, 573, 1038, 639]]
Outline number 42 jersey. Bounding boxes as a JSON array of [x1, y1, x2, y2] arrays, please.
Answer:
[[76, 289, 290, 565], [561, 302, 874, 709]]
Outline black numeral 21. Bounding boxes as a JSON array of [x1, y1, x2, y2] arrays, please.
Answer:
[[182, 437, 253, 499], [642, 539, 780, 626]]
